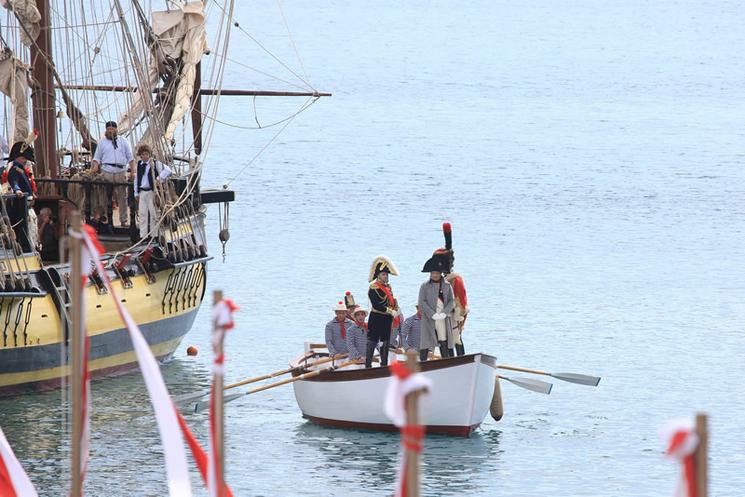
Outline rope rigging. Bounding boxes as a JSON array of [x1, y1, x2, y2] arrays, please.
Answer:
[[0, 0, 326, 266]]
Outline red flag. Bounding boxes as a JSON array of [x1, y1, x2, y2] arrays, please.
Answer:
[[0, 426, 38, 496], [661, 419, 699, 497], [175, 411, 234, 497], [77, 224, 193, 496]]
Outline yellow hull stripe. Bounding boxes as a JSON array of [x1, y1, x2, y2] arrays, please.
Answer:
[[1, 263, 205, 348]]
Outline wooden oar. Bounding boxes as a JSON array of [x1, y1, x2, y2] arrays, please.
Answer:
[[498, 375, 553, 395], [174, 353, 345, 405], [497, 364, 601, 387], [191, 360, 358, 413]]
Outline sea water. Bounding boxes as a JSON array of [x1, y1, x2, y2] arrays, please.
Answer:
[[1, 1, 744, 495]]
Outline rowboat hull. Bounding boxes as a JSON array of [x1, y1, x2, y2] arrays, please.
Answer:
[[292, 353, 498, 437]]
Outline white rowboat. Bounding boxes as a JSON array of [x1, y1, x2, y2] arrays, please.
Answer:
[[290, 352, 500, 437]]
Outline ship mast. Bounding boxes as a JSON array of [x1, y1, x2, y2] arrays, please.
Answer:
[[29, 0, 57, 179]]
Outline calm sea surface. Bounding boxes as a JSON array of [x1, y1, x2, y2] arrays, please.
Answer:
[[2, 1, 744, 495]]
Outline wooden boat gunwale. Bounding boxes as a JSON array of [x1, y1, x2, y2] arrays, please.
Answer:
[[293, 353, 497, 382]]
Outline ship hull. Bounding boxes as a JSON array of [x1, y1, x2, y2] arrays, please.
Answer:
[[0, 307, 199, 395], [0, 255, 207, 396]]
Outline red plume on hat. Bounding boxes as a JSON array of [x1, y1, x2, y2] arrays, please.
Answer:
[[344, 291, 356, 308], [443, 222, 452, 250]]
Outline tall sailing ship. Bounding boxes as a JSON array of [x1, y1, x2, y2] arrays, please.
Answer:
[[0, 0, 327, 394]]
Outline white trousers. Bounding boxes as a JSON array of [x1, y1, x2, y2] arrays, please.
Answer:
[[435, 298, 447, 341], [28, 208, 38, 250], [137, 190, 158, 238]]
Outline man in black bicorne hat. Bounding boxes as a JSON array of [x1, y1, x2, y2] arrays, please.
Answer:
[[418, 249, 455, 360], [7, 138, 35, 197], [366, 256, 400, 368]]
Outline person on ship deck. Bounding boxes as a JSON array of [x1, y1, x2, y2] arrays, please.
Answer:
[[90, 121, 135, 228]]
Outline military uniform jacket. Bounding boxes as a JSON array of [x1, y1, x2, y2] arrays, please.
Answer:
[[325, 318, 353, 356], [418, 279, 455, 350], [367, 281, 397, 342]]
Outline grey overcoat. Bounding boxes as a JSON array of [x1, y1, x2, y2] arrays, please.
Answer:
[[418, 279, 455, 350]]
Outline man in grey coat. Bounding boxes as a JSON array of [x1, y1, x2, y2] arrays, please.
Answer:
[[418, 251, 456, 360]]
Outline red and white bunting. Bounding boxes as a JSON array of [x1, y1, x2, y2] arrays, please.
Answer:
[[660, 418, 699, 497], [175, 411, 234, 497], [209, 298, 235, 497], [384, 361, 432, 427], [212, 299, 238, 330], [77, 225, 193, 497], [384, 360, 432, 497], [0, 426, 38, 497]]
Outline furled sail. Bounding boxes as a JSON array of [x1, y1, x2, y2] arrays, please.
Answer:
[[117, 2, 208, 145], [159, 2, 208, 141], [0, 50, 29, 142], [0, 0, 40, 46]]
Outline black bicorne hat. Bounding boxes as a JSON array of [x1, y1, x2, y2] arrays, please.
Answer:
[[368, 255, 399, 282], [8, 141, 34, 162], [421, 248, 451, 273]]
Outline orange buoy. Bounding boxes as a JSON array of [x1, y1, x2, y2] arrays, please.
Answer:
[[186, 346, 198, 357]]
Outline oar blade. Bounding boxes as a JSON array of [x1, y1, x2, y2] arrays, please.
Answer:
[[192, 392, 246, 414], [502, 375, 553, 395], [552, 372, 601, 387], [173, 389, 209, 405]]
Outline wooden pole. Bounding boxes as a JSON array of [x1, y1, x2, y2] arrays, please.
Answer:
[[695, 413, 708, 497], [59, 84, 332, 97], [190, 63, 203, 155], [69, 211, 83, 497], [212, 290, 226, 497], [404, 350, 422, 497], [30, 0, 58, 179]]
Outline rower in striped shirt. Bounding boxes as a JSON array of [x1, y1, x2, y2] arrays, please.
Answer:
[[325, 301, 353, 358], [347, 306, 369, 363]]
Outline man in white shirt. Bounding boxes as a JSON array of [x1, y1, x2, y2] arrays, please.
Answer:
[[133, 143, 172, 239], [91, 121, 135, 227]]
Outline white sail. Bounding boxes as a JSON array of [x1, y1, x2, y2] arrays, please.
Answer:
[[117, 1, 208, 145], [0, 0, 40, 46], [0, 51, 29, 142], [158, 2, 208, 141]]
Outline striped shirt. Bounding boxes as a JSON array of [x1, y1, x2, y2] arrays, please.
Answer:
[[325, 318, 353, 356], [401, 315, 423, 351], [346, 322, 368, 360]]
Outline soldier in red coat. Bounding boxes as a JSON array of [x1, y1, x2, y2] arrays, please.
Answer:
[[445, 264, 469, 356]]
